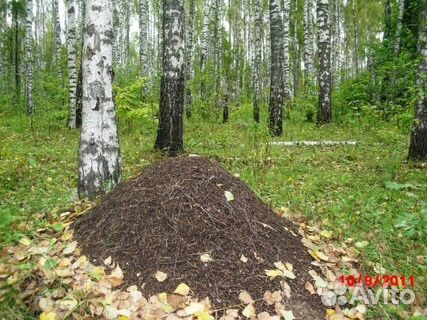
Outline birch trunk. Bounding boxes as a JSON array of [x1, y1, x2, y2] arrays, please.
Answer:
[[154, 0, 185, 156], [185, 0, 195, 118], [124, 0, 130, 67], [394, 0, 405, 54], [25, 0, 34, 116], [303, 0, 313, 84], [53, 0, 62, 67], [200, 0, 210, 99], [140, 0, 149, 81], [269, 0, 284, 136], [352, 0, 358, 75], [78, 0, 121, 199], [383, 0, 391, 42], [316, 0, 332, 124], [67, 0, 78, 128], [408, 3, 427, 161], [282, 0, 291, 101], [253, 0, 262, 123]]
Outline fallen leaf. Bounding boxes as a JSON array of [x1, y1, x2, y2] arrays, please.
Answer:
[[103, 256, 112, 265], [242, 304, 256, 318], [240, 254, 248, 263], [174, 283, 190, 295], [355, 241, 368, 248], [19, 238, 31, 246], [154, 271, 168, 282], [279, 310, 295, 320], [39, 312, 57, 320], [200, 253, 213, 263], [238, 290, 254, 304], [224, 191, 234, 202], [63, 241, 77, 255], [106, 264, 124, 286], [305, 281, 316, 294], [320, 230, 333, 239], [265, 269, 282, 280]]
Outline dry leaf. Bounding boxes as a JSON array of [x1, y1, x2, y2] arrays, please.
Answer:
[[106, 264, 124, 286], [174, 283, 190, 295], [242, 304, 256, 318], [63, 241, 77, 255], [224, 191, 234, 201], [305, 282, 316, 295], [200, 253, 213, 263], [154, 270, 168, 282], [238, 290, 254, 304], [103, 256, 112, 265]]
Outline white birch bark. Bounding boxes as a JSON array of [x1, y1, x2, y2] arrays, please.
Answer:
[[303, 0, 314, 82], [394, 0, 405, 54], [78, 0, 121, 198], [67, 0, 78, 128], [25, 0, 34, 116], [185, 0, 195, 117], [139, 0, 149, 79], [154, 0, 185, 156], [200, 0, 210, 99], [53, 0, 62, 67], [269, 0, 284, 135], [282, 0, 291, 101], [253, 0, 262, 122], [316, 0, 332, 124]]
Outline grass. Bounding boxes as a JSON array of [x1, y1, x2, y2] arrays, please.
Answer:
[[0, 103, 426, 319]]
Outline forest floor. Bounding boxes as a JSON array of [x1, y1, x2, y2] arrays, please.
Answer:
[[0, 104, 426, 319]]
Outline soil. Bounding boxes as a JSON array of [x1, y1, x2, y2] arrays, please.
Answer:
[[73, 156, 325, 318]]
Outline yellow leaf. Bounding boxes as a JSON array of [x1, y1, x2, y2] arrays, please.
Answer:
[[118, 317, 129, 320], [19, 238, 31, 246], [320, 230, 333, 239], [174, 283, 190, 295], [39, 312, 56, 320], [282, 269, 296, 279], [308, 249, 319, 261], [265, 269, 282, 280], [242, 304, 256, 318], [200, 253, 213, 263], [154, 270, 168, 282], [195, 311, 214, 320]]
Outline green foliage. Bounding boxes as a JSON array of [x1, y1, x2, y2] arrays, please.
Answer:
[[334, 44, 418, 132]]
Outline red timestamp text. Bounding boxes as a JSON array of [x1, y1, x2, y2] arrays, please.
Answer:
[[339, 275, 415, 288]]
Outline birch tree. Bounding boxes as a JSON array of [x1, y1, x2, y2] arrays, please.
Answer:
[[253, 0, 262, 123], [303, 0, 313, 83], [154, 0, 185, 156], [408, 2, 427, 161], [316, 0, 332, 124], [53, 0, 61, 67], [139, 0, 149, 90], [78, 0, 121, 198], [269, 0, 284, 136], [67, 0, 78, 128], [394, 0, 405, 54], [200, 0, 210, 99], [25, 0, 34, 116], [282, 0, 291, 101], [185, 0, 195, 117]]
